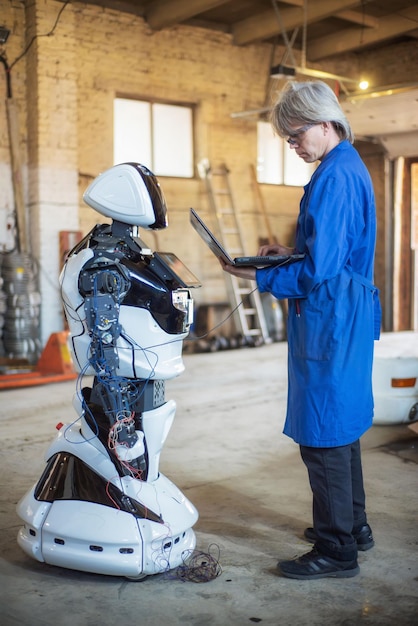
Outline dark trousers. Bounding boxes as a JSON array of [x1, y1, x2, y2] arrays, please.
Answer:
[[300, 439, 367, 562]]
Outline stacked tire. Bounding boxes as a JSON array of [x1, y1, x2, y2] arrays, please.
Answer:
[[1, 251, 41, 364]]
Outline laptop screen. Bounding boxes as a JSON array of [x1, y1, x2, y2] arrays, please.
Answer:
[[190, 208, 234, 264]]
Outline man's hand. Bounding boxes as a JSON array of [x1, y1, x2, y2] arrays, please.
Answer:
[[257, 243, 295, 256], [218, 258, 256, 280]]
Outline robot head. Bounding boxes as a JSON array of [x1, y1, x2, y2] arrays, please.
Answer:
[[83, 163, 168, 229]]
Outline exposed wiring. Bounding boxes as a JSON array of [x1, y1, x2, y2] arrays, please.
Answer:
[[0, 54, 12, 97], [174, 544, 222, 583], [142, 284, 265, 350], [8, 1, 71, 71], [118, 330, 159, 381], [192, 286, 261, 340], [107, 410, 144, 480]]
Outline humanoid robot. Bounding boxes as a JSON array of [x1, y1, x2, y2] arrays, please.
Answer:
[[16, 163, 200, 579]]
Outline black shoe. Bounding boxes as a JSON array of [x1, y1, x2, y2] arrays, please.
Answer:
[[278, 548, 360, 580], [303, 524, 375, 551]]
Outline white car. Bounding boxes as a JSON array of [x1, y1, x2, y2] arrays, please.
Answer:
[[372, 331, 418, 425]]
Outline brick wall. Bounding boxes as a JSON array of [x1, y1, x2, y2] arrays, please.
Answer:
[[0, 0, 27, 251]]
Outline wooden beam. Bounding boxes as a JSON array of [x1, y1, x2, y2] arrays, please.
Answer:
[[275, 0, 303, 6], [232, 0, 361, 46], [337, 10, 379, 28], [146, 0, 230, 31], [408, 28, 418, 39], [308, 5, 418, 60], [57, 0, 147, 18], [275, 2, 380, 28]]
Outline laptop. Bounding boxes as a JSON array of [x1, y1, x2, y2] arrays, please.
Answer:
[[190, 208, 305, 268]]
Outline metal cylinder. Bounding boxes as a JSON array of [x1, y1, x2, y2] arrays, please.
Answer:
[[1, 251, 41, 363]]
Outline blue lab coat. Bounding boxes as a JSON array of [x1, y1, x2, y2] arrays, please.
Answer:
[[257, 140, 381, 447]]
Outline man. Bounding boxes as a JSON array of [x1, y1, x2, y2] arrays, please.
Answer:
[[220, 80, 380, 580]]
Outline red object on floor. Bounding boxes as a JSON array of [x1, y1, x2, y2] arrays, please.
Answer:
[[0, 331, 78, 390]]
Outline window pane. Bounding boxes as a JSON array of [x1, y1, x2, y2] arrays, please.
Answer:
[[153, 104, 193, 177], [113, 99, 151, 167], [257, 120, 316, 186], [257, 121, 283, 184], [284, 144, 316, 186]]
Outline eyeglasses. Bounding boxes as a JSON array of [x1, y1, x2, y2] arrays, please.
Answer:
[[286, 123, 317, 145]]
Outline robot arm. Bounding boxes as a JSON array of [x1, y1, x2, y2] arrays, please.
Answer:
[[80, 259, 129, 375], [78, 254, 147, 474]]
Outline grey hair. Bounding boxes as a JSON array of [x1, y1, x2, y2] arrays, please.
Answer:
[[270, 80, 354, 144]]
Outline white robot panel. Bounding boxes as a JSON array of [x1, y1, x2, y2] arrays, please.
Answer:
[[83, 162, 169, 228]]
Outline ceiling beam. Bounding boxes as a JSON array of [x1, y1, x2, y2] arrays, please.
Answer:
[[337, 10, 379, 28], [58, 0, 146, 18], [275, 0, 303, 6], [308, 5, 418, 60], [232, 0, 362, 46], [272, 0, 379, 27], [146, 0, 230, 30]]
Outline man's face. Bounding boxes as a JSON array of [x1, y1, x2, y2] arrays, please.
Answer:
[[286, 122, 328, 162]]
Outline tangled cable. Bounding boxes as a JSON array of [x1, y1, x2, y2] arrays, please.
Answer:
[[175, 544, 222, 583]]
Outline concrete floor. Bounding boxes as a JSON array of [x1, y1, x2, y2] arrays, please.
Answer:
[[0, 341, 417, 626]]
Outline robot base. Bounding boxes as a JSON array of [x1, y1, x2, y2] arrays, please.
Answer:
[[16, 421, 198, 579], [17, 490, 197, 579]]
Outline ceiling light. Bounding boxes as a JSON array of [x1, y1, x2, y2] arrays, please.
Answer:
[[270, 64, 296, 79], [270, 63, 359, 87], [359, 80, 369, 90]]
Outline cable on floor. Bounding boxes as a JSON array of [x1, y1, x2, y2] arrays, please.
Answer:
[[174, 544, 222, 583]]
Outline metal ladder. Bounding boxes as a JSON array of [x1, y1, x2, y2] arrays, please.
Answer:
[[199, 161, 270, 344]]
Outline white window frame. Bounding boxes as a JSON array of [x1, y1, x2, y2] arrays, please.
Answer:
[[113, 98, 194, 178]]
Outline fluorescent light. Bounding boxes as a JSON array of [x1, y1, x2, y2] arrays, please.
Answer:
[[270, 64, 358, 85], [270, 64, 296, 79]]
